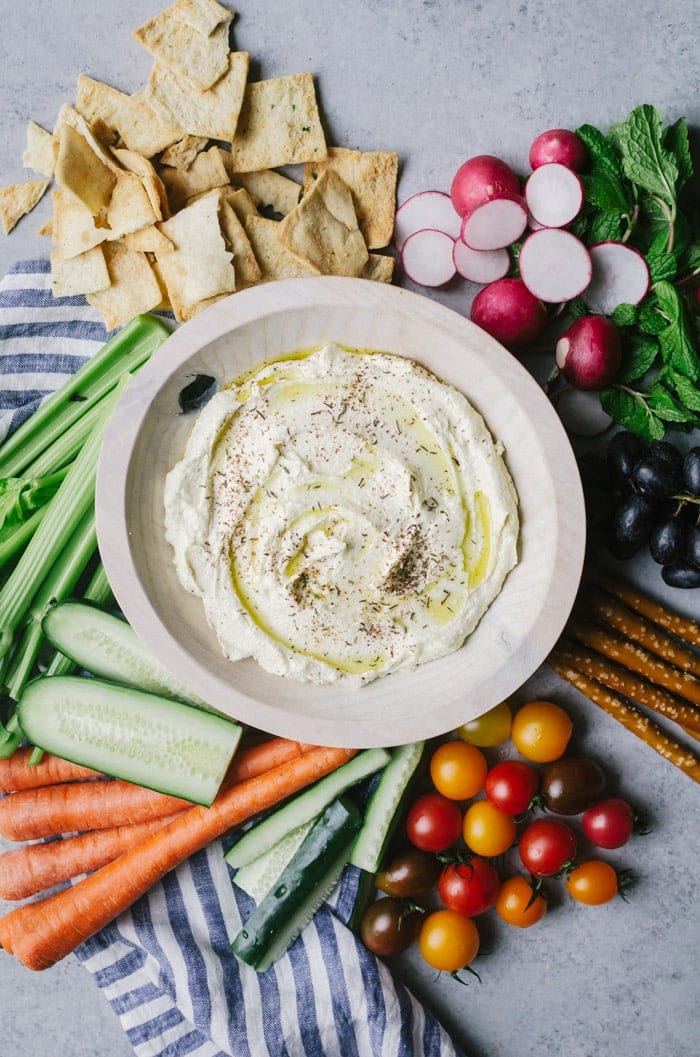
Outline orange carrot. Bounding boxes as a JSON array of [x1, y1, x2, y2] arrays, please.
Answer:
[[227, 737, 313, 784], [0, 812, 187, 901], [0, 744, 357, 970], [0, 749, 100, 793]]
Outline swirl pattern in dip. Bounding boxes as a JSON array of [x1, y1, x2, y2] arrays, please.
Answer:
[[164, 343, 519, 685]]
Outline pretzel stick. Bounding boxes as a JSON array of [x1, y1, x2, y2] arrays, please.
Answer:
[[587, 567, 700, 648], [549, 651, 700, 783], [582, 586, 700, 676], [568, 618, 700, 708], [555, 639, 700, 739]]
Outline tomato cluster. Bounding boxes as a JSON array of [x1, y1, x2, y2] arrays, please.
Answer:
[[359, 698, 641, 976]]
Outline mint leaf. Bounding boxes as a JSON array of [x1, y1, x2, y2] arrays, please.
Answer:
[[575, 124, 623, 176], [611, 303, 638, 327], [668, 368, 700, 413], [587, 210, 624, 244], [610, 105, 679, 205], [647, 249, 680, 283], [654, 281, 700, 381], [616, 332, 659, 383], [580, 171, 633, 214], [566, 296, 589, 320], [646, 381, 694, 423], [599, 386, 665, 440], [662, 117, 693, 190], [637, 300, 668, 334]]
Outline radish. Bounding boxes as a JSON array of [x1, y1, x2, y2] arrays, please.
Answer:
[[583, 242, 650, 315], [555, 315, 622, 389], [529, 128, 589, 172], [450, 155, 520, 217], [394, 191, 462, 251], [453, 241, 509, 283], [401, 228, 457, 287], [525, 163, 584, 228], [470, 277, 548, 349], [519, 229, 592, 303], [552, 387, 614, 437], [460, 193, 528, 250]]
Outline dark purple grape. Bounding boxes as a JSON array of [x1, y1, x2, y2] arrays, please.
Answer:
[[683, 448, 700, 497], [607, 431, 648, 479], [648, 517, 687, 565], [632, 457, 684, 498], [662, 561, 700, 589], [687, 524, 700, 570], [648, 440, 683, 469], [611, 494, 658, 551]]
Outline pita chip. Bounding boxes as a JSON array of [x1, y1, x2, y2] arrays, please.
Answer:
[[133, 5, 231, 91], [50, 245, 110, 297], [158, 145, 230, 210], [172, 0, 234, 35], [104, 171, 158, 240], [0, 180, 50, 235], [218, 198, 261, 285], [303, 147, 398, 249], [229, 73, 327, 172], [231, 169, 301, 216], [244, 216, 320, 280], [146, 51, 249, 141], [52, 188, 108, 259], [222, 186, 260, 223], [76, 75, 182, 157], [277, 168, 368, 277], [87, 243, 163, 330], [362, 253, 395, 283], [22, 121, 55, 178], [121, 225, 173, 254], [159, 135, 209, 170], [111, 148, 169, 221]]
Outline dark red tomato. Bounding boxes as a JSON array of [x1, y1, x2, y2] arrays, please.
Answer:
[[437, 858, 501, 917], [582, 797, 635, 849], [406, 792, 462, 853], [484, 760, 540, 815], [519, 818, 577, 877], [541, 756, 605, 815], [375, 848, 442, 898], [360, 897, 423, 956]]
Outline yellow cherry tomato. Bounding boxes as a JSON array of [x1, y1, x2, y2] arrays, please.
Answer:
[[462, 799, 516, 857], [496, 875, 547, 927], [566, 860, 619, 905], [511, 700, 573, 763], [430, 741, 487, 800], [457, 700, 512, 747], [418, 909, 480, 972]]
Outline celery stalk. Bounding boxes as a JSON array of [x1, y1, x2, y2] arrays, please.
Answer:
[[26, 398, 106, 476], [0, 314, 171, 478], [0, 507, 46, 568]]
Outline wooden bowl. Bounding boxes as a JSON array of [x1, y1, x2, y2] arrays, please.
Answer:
[[96, 277, 585, 748]]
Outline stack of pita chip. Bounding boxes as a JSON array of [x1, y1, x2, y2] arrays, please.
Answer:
[[0, 0, 398, 329]]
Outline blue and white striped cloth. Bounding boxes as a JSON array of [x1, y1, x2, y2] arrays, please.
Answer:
[[0, 260, 466, 1057]]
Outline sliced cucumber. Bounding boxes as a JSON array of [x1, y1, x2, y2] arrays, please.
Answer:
[[42, 601, 210, 709], [232, 817, 316, 902], [231, 798, 361, 972], [349, 741, 425, 873], [17, 675, 241, 805], [224, 747, 389, 869]]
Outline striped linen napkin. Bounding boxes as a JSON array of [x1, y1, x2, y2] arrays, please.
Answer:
[[0, 260, 466, 1057]]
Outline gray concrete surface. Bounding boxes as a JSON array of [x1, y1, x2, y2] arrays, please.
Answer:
[[1, 2, 699, 1056]]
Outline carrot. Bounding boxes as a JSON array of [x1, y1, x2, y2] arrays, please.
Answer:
[[227, 737, 314, 784], [587, 568, 700, 648], [549, 651, 700, 784], [0, 749, 100, 793], [0, 812, 187, 901], [0, 744, 356, 970]]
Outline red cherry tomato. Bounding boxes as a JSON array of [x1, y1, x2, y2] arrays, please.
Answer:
[[484, 760, 540, 815], [582, 798, 635, 849], [519, 818, 577, 877], [438, 858, 501, 917], [406, 792, 462, 852]]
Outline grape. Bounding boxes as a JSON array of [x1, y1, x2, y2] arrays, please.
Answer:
[[649, 517, 686, 565], [607, 431, 647, 478], [649, 440, 683, 469], [611, 494, 658, 551], [662, 561, 700, 589], [687, 524, 700, 570], [632, 457, 684, 498], [683, 448, 700, 497]]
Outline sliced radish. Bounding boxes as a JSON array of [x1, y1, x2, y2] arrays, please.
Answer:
[[519, 229, 592, 303], [394, 191, 462, 252], [451, 155, 520, 217], [401, 228, 457, 287], [527, 211, 547, 232], [460, 193, 528, 250], [583, 242, 650, 315], [525, 163, 584, 228], [453, 241, 509, 283], [553, 387, 614, 437]]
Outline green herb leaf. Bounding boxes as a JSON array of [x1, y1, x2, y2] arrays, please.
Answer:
[[580, 171, 633, 215], [662, 116, 693, 191], [667, 368, 700, 413], [610, 303, 639, 327], [654, 281, 700, 381], [637, 298, 668, 334], [599, 386, 665, 440], [575, 123, 623, 176], [566, 297, 589, 321], [646, 381, 694, 422], [610, 104, 679, 206], [616, 333, 659, 383], [587, 210, 625, 244]]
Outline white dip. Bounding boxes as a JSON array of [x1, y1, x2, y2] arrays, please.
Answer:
[[164, 343, 519, 685]]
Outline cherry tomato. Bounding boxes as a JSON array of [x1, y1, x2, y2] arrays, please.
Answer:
[[360, 897, 423, 956], [566, 860, 619, 905], [496, 875, 547, 928], [582, 798, 635, 849], [484, 760, 540, 815], [430, 741, 487, 800], [406, 792, 462, 852], [418, 909, 480, 972], [437, 858, 500, 916], [462, 800, 516, 857], [519, 818, 577, 876], [456, 700, 512, 747], [375, 847, 442, 898], [541, 756, 605, 815], [511, 700, 573, 763]]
